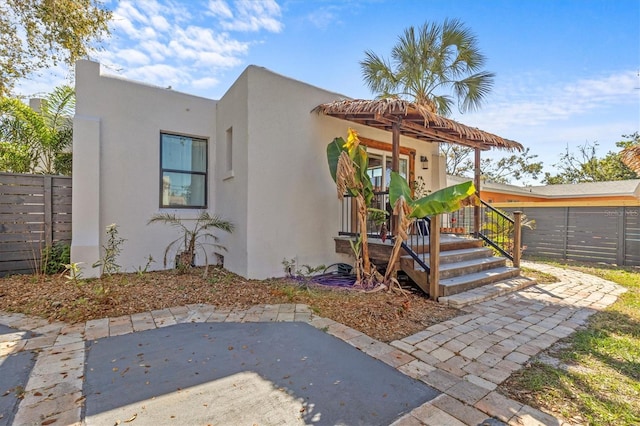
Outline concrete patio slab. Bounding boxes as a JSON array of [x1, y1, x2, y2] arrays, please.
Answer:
[[84, 322, 439, 426]]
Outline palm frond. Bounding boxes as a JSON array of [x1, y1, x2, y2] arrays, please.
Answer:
[[42, 85, 75, 131], [359, 18, 494, 115]]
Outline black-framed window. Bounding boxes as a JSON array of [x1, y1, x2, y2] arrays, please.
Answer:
[[160, 133, 207, 208]]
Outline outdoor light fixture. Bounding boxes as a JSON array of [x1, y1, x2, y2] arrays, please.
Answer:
[[420, 155, 429, 170]]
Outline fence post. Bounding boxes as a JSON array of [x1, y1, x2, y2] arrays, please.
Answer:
[[429, 215, 441, 300], [44, 175, 53, 247], [513, 211, 522, 268]]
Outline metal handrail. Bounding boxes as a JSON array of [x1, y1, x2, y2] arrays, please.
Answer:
[[481, 199, 514, 223], [477, 200, 515, 261], [400, 240, 430, 275]]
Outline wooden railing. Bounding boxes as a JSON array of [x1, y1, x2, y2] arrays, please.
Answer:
[[337, 194, 522, 288]]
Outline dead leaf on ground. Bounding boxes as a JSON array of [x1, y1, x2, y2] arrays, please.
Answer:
[[0, 267, 458, 343]]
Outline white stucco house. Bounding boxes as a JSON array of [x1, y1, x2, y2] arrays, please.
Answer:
[[71, 60, 447, 279]]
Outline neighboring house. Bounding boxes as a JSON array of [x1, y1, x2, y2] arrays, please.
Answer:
[[447, 175, 640, 206], [72, 61, 449, 279]]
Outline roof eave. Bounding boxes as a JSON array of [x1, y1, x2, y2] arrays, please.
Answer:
[[313, 99, 524, 152]]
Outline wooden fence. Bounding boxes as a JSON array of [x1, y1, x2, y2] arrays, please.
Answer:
[[502, 206, 640, 267], [0, 173, 72, 276]]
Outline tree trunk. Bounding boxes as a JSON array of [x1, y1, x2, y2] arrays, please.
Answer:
[[356, 195, 371, 276]]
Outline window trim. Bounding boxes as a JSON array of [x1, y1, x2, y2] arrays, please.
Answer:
[[359, 136, 416, 190], [159, 132, 208, 209]]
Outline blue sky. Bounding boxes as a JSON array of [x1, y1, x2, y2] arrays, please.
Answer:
[[16, 0, 640, 184]]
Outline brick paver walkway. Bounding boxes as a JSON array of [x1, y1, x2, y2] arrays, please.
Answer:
[[0, 261, 626, 425]]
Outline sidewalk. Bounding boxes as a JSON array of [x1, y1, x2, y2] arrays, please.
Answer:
[[0, 262, 626, 425]]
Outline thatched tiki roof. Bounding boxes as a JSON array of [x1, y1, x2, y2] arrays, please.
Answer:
[[313, 98, 524, 152], [621, 146, 640, 174]]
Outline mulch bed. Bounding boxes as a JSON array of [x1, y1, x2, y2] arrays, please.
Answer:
[[0, 267, 458, 343]]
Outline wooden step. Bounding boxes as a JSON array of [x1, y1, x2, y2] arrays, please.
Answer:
[[405, 236, 483, 254], [438, 267, 521, 297], [437, 257, 508, 279], [406, 256, 507, 280], [401, 247, 494, 269]]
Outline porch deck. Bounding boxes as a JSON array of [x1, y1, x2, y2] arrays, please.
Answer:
[[334, 233, 481, 265], [334, 233, 520, 298]]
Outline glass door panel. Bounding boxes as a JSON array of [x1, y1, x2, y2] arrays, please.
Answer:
[[367, 154, 384, 192], [385, 157, 408, 188]]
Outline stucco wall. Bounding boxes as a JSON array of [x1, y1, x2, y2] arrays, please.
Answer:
[[72, 60, 218, 277], [214, 69, 250, 277], [72, 61, 441, 280], [218, 66, 440, 279]]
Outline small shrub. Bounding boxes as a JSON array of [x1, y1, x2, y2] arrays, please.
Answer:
[[92, 223, 125, 275], [63, 262, 83, 285], [136, 255, 154, 276], [41, 242, 71, 274]]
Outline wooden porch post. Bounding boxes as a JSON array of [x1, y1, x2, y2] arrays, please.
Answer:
[[513, 211, 522, 268], [474, 148, 481, 237], [392, 121, 400, 173], [429, 214, 441, 300], [391, 120, 401, 235]]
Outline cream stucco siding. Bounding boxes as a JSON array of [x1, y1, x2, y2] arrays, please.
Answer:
[[72, 61, 441, 280], [223, 66, 440, 279], [214, 69, 250, 277], [72, 60, 218, 277]]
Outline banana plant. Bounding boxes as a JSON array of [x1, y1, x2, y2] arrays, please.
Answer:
[[384, 171, 479, 283], [327, 128, 380, 286]]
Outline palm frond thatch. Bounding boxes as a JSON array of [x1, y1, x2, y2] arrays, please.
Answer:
[[313, 98, 523, 152], [621, 146, 640, 174]]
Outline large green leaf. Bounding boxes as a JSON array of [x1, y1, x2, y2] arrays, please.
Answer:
[[389, 172, 477, 218], [352, 145, 374, 204], [388, 170, 413, 206], [326, 137, 345, 182], [327, 136, 375, 204]]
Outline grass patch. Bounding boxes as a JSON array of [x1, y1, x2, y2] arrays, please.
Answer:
[[520, 266, 559, 284], [503, 261, 640, 425]]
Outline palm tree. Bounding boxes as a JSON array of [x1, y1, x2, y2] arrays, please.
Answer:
[[147, 211, 234, 277], [360, 19, 494, 116], [0, 85, 74, 174]]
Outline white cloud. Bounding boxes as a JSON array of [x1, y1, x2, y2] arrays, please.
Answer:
[[118, 49, 151, 66], [138, 40, 171, 62], [110, 14, 138, 37], [167, 26, 248, 68], [115, 1, 148, 24], [125, 64, 188, 88], [13, 0, 284, 98], [144, 27, 160, 40], [90, 0, 283, 96], [214, 0, 283, 33], [150, 15, 171, 32], [207, 0, 233, 19], [453, 70, 640, 133], [305, 8, 338, 30], [192, 77, 220, 89]]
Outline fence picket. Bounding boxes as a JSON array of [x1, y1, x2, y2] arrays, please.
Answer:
[[0, 172, 72, 276], [504, 206, 640, 267]]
